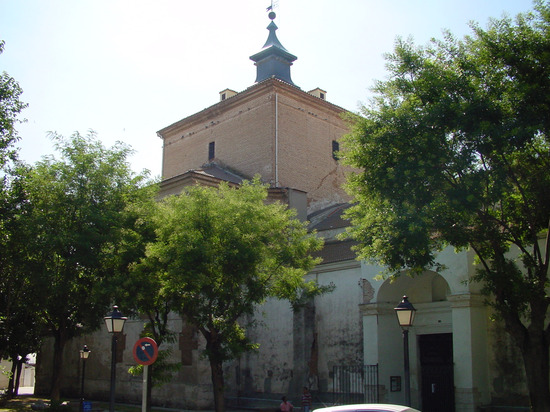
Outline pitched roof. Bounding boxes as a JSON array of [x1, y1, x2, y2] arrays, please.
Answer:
[[313, 239, 358, 265], [196, 163, 246, 184], [308, 203, 351, 231], [308, 203, 358, 265]]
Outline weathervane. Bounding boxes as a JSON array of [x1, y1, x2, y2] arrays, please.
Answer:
[[266, 0, 279, 15]]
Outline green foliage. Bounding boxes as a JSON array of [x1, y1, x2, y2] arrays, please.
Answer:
[[25, 131, 155, 334], [128, 348, 181, 387], [0, 40, 39, 379], [0, 364, 12, 379], [343, 2, 550, 294], [138, 178, 323, 411], [142, 178, 323, 361], [126, 322, 180, 391], [118, 194, 174, 349], [119, 196, 182, 394], [341, 2, 550, 408], [0, 163, 43, 362], [19, 131, 156, 399], [0, 40, 27, 169]]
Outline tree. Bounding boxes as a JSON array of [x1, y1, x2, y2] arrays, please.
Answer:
[[0, 168, 43, 398], [0, 39, 38, 399], [24, 131, 155, 400], [141, 179, 324, 412], [341, 2, 550, 410], [0, 40, 27, 169], [119, 196, 182, 412]]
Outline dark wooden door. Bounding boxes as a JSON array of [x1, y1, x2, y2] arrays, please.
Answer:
[[419, 333, 455, 412]]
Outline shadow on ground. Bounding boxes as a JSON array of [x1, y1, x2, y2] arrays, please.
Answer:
[[0, 395, 136, 412]]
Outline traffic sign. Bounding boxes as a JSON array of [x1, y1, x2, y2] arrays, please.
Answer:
[[133, 337, 158, 365]]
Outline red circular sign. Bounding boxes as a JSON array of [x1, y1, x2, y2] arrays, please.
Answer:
[[133, 337, 158, 365]]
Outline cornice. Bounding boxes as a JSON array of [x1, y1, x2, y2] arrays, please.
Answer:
[[157, 78, 349, 138], [448, 293, 487, 308], [310, 258, 360, 274]]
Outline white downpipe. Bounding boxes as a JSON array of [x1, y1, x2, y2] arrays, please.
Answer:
[[275, 93, 279, 187]]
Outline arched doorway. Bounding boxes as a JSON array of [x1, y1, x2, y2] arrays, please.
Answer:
[[375, 271, 454, 411]]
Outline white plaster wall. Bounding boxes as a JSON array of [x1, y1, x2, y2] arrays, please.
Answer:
[[312, 262, 364, 393], [376, 308, 407, 404], [224, 260, 366, 399], [432, 247, 480, 294], [0, 359, 11, 388], [236, 297, 295, 395], [0, 359, 36, 391]]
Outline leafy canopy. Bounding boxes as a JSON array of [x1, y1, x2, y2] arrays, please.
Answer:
[[342, 2, 550, 314], [344, 3, 549, 265], [143, 178, 324, 362], [23, 131, 156, 400], [0, 39, 37, 373], [342, 6, 550, 407], [0, 40, 27, 169], [26, 131, 155, 335]]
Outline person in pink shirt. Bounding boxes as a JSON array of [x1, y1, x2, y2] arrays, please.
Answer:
[[280, 396, 294, 412]]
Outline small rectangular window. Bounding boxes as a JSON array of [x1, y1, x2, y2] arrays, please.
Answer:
[[208, 141, 215, 161], [332, 140, 339, 160]]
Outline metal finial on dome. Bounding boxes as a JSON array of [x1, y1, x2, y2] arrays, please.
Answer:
[[251, 0, 296, 85], [266, 0, 278, 19]]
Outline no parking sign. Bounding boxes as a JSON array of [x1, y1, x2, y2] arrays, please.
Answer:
[[133, 337, 158, 365], [133, 337, 158, 412]]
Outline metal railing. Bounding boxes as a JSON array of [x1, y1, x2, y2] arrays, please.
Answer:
[[332, 364, 379, 405]]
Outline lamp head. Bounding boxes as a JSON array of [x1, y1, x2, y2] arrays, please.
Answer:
[[104, 305, 127, 333], [80, 344, 91, 359], [394, 295, 416, 328]]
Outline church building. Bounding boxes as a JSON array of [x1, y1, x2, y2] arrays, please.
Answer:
[[35, 9, 527, 412]]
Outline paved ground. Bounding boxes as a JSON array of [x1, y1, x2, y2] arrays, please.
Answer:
[[3, 387, 262, 412]]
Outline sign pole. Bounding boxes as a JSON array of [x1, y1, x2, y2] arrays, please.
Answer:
[[142, 365, 149, 412]]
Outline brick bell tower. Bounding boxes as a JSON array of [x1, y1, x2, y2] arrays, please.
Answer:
[[157, 8, 352, 214]]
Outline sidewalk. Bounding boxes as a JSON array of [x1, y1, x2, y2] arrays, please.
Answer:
[[1, 388, 261, 412]]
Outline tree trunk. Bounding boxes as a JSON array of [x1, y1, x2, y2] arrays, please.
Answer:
[[502, 304, 550, 411], [489, 248, 550, 411], [210, 357, 225, 412], [521, 330, 550, 411], [203, 328, 226, 412], [14, 357, 23, 396], [6, 359, 17, 399], [50, 329, 67, 401]]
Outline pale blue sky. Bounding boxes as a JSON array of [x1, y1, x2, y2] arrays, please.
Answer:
[[0, 0, 536, 177]]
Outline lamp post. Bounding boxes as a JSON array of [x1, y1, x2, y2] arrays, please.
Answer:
[[79, 345, 91, 412], [104, 306, 127, 412], [394, 295, 416, 407]]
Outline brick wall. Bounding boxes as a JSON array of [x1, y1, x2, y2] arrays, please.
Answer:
[[158, 79, 354, 212]]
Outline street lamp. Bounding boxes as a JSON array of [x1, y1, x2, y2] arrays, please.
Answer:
[[79, 345, 91, 412], [394, 295, 416, 406], [104, 306, 127, 412]]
